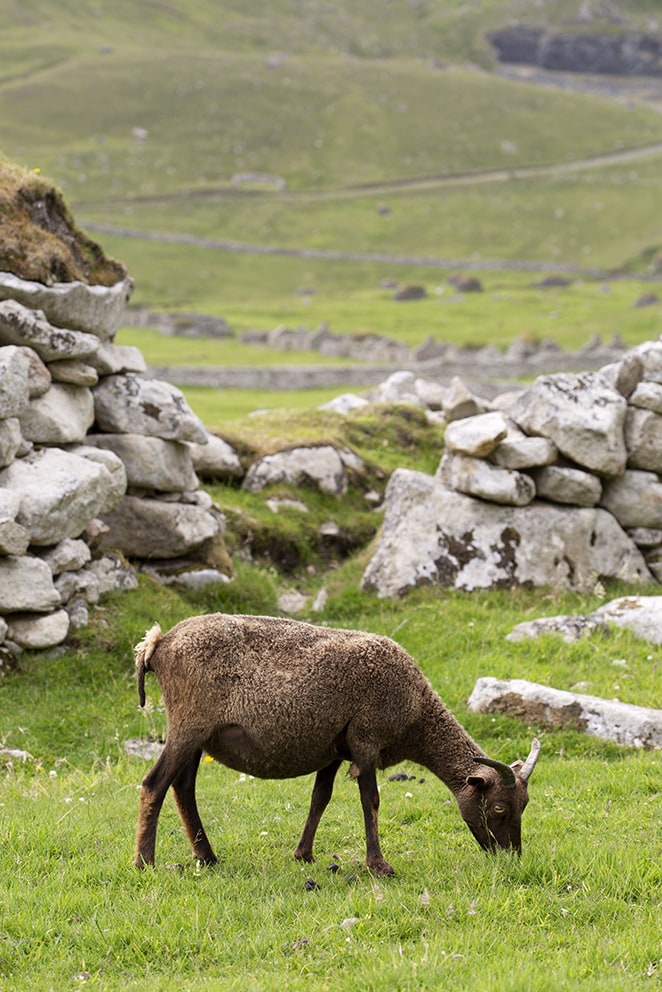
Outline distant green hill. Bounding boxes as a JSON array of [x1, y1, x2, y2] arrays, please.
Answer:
[[2, 1, 662, 322]]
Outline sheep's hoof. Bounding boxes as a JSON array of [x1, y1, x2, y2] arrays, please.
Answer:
[[133, 855, 155, 869], [369, 859, 395, 877], [293, 848, 315, 863]]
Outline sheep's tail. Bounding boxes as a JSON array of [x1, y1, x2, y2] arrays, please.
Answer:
[[134, 623, 163, 708]]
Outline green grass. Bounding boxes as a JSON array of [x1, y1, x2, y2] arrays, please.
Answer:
[[1, 578, 660, 991]]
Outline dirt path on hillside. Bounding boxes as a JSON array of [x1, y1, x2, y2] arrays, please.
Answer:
[[82, 134, 662, 278], [80, 70, 662, 276]]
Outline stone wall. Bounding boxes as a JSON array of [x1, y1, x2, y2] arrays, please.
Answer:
[[0, 271, 229, 662], [361, 341, 662, 596]]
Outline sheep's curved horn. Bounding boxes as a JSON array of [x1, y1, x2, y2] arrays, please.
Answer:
[[519, 737, 541, 783], [472, 755, 516, 787]]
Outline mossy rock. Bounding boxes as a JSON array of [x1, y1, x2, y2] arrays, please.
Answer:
[[0, 157, 126, 286]]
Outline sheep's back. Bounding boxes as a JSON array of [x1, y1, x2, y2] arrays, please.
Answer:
[[150, 612, 427, 736]]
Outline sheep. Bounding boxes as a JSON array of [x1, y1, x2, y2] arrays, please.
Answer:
[[133, 613, 540, 875]]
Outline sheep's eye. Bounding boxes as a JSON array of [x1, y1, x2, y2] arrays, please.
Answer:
[[492, 803, 508, 816]]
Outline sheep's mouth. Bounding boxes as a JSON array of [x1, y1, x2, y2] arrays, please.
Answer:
[[469, 824, 521, 856]]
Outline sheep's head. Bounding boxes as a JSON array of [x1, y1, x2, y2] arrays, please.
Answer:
[[456, 738, 540, 855]]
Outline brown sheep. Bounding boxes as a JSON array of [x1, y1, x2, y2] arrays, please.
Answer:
[[134, 613, 540, 875]]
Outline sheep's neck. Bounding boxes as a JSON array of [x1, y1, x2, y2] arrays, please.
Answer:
[[411, 691, 485, 796]]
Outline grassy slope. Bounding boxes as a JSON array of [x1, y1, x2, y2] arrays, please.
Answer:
[[3, 0, 662, 295]]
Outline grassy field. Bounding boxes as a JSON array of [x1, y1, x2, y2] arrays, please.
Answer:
[[0, 574, 660, 992]]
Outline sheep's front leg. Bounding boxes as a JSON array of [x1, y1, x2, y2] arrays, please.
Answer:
[[294, 759, 342, 863], [171, 750, 217, 865], [357, 767, 394, 877]]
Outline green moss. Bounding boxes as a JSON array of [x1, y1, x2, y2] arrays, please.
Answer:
[[0, 155, 126, 285]]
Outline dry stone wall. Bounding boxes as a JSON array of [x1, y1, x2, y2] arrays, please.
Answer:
[[362, 341, 662, 597], [0, 271, 230, 662]]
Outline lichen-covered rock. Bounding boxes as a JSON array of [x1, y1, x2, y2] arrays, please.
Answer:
[[0, 448, 124, 546], [443, 411, 508, 458], [92, 374, 207, 443], [437, 451, 536, 506], [467, 677, 662, 749], [625, 407, 662, 472], [0, 345, 31, 419], [6, 609, 70, 649], [0, 272, 133, 339], [86, 433, 198, 493], [507, 371, 627, 476], [0, 556, 60, 612], [187, 434, 244, 480], [243, 445, 355, 496], [97, 494, 221, 559], [361, 469, 651, 597], [19, 383, 95, 445], [532, 465, 602, 507], [600, 469, 662, 529], [0, 299, 99, 361]]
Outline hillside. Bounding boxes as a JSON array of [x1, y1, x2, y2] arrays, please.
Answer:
[[2, 1, 662, 319]]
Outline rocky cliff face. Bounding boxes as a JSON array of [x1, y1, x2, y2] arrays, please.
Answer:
[[488, 26, 662, 76]]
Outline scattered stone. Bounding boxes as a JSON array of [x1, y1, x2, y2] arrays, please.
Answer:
[[318, 393, 370, 414], [467, 677, 662, 749], [278, 590, 309, 614], [374, 370, 424, 407], [124, 738, 164, 760], [244, 445, 355, 496]]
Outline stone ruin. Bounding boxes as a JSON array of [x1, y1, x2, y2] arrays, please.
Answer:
[[0, 270, 235, 662], [361, 343, 662, 597]]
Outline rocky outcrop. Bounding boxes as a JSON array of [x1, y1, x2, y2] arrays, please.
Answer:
[[488, 26, 662, 77], [361, 341, 662, 597], [0, 270, 230, 658]]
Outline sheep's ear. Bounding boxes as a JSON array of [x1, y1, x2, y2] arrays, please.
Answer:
[[466, 773, 489, 790]]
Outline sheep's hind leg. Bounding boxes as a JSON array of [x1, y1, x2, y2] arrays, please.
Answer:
[[171, 749, 218, 865], [357, 767, 394, 877], [134, 742, 195, 868], [294, 759, 342, 863]]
